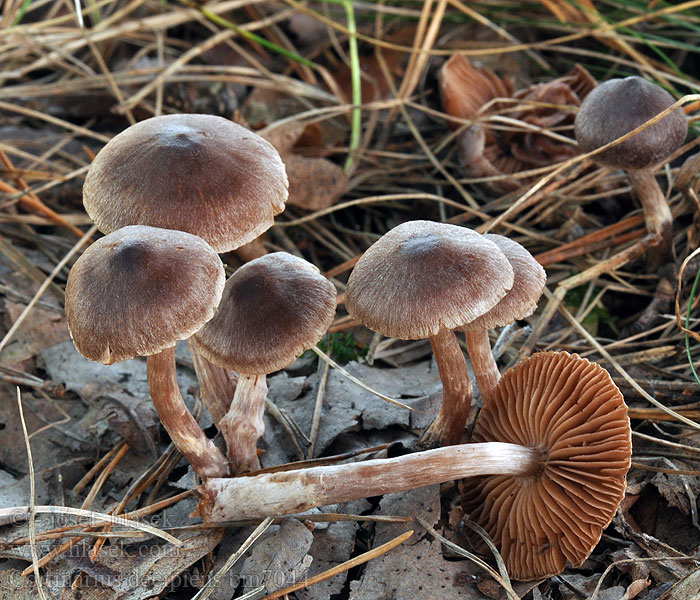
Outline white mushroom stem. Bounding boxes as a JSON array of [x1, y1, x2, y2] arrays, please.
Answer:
[[423, 328, 472, 446], [627, 168, 673, 268], [218, 373, 268, 475], [464, 329, 501, 406], [188, 339, 237, 424], [197, 442, 542, 521], [147, 347, 230, 478]]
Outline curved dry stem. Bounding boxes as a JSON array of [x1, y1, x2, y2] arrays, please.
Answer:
[[187, 339, 237, 424], [219, 373, 268, 475], [464, 329, 501, 406], [627, 167, 673, 269], [197, 442, 542, 521], [147, 347, 230, 478], [423, 328, 472, 446]]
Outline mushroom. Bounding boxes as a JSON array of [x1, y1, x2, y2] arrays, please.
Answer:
[[574, 76, 687, 267], [190, 252, 337, 474], [462, 234, 546, 405], [461, 351, 631, 580], [82, 113, 289, 431], [345, 220, 514, 446], [83, 113, 288, 253], [196, 351, 631, 583], [65, 225, 230, 478]]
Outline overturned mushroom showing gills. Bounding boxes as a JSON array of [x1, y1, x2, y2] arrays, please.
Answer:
[[462, 234, 545, 405], [65, 225, 229, 478], [574, 77, 687, 267], [345, 220, 514, 446], [191, 252, 337, 474], [462, 351, 631, 580], [197, 351, 631, 578]]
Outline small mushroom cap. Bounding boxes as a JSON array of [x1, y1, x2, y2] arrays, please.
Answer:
[[574, 76, 687, 170], [462, 234, 545, 331], [191, 252, 337, 374], [345, 221, 514, 340], [65, 225, 225, 365], [461, 351, 631, 581], [83, 114, 288, 252]]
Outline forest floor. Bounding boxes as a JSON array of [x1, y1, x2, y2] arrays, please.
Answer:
[[1, 1, 700, 599]]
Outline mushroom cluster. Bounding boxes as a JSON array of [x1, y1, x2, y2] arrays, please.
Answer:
[[66, 113, 307, 479], [65, 111, 632, 585], [345, 220, 545, 445]]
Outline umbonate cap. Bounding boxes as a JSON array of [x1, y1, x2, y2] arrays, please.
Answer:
[[65, 225, 225, 364], [461, 351, 631, 581], [462, 234, 545, 331], [83, 114, 288, 252], [574, 76, 686, 170], [345, 221, 514, 340], [191, 252, 337, 375]]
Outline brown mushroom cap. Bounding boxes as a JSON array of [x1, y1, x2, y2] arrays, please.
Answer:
[[65, 225, 225, 365], [345, 221, 514, 340], [462, 234, 545, 331], [83, 114, 288, 252], [191, 252, 337, 374], [574, 76, 686, 170], [461, 351, 631, 581]]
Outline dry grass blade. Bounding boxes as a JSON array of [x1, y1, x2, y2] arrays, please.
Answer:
[[555, 298, 700, 432], [16, 387, 48, 600], [192, 517, 273, 600], [0, 224, 97, 355], [260, 530, 414, 600], [312, 345, 412, 411], [0, 505, 183, 546], [417, 516, 520, 600], [589, 557, 696, 600], [675, 247, 700, 342]]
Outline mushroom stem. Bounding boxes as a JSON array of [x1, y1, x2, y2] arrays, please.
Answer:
[[147, 347, 230, 478], [423, 328, 472, 447], [464, 329, 501, 406], [627, 168, 673, 268], [197, 442, 542, 521], [219, 373, 268, 475], [188, 339, 237, 424]]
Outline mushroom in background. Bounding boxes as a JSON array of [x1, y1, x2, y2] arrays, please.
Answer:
[[197, 351, 631, 584], [191, 252, 337, 474], [65, 225, 229, 478], [345, 220, 514, 447], [574, 76, 687, 268], [439, 57, 595, 193]]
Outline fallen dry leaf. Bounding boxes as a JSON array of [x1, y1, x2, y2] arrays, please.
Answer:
[[261, 121, 348, 211]]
